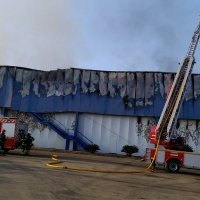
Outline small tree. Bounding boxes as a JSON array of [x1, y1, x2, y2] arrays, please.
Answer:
[[121, 145, 139, 157], [84, 144, 100, 154]]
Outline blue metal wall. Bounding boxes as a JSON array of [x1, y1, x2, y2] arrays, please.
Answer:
[[0, 66, 199, 119]]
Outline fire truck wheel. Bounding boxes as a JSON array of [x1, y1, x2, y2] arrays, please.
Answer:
[[167, 159, 180, 173]]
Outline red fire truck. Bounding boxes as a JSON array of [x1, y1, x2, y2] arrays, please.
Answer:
[[144, 146, 200, 173], [0, 117, 28, 152], [143, 127, 200, 173]]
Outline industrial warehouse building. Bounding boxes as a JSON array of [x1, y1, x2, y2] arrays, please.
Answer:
[[0, 66, 200, 156]]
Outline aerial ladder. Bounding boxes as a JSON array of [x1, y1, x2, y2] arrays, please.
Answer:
[[142, 17, 200, 173], [150, 16, 200, 149]]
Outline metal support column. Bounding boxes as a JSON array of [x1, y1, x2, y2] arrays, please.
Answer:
[[73, 112, 79, 151], [65, 139, 70, 150]]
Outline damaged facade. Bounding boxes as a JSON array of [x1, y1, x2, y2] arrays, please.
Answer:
[[0, 66, 200, 155], [0, 66, 199, 118]]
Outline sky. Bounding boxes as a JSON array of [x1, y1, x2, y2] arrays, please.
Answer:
[[0, 0, 200, 73]]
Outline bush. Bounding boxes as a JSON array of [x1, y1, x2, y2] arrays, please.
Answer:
[[121, 145, 139, 157], [179, 144, 194, 152], [84, 144, 100, 154]]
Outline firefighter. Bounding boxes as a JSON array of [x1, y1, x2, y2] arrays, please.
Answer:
[[25, 133, 34, 155], [151, 160, 156, 172], [0, 129, 6, 156], [21, 134, 27, 155]]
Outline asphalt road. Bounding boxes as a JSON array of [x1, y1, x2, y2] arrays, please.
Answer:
[[0, 149, 200, 200]]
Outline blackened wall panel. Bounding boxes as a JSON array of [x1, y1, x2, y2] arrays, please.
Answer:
[[125, 72, 135, 115], [70, 70, 81, 111], [193, 75, 200, 119], [4, 69, 14, 107], [194, 97, 200, 119], [70, 84, 81, 112], [54, 69, 65, 112], [45, 71, 57, 112], [28, 71, 40, 112], [11, 69, 23, 110], [19, 70, 33, 112], [0, 71, 8, 107], [153, 93, 165, 117], [135, 73, 146, 116], [37, 71, 49, 113], [28, 83, 38, 112]]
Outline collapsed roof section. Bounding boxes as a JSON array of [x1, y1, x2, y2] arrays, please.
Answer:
[[0, 66, 199, 118]]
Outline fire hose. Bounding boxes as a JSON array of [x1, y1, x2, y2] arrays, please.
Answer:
[[45, 132, 161, 173]]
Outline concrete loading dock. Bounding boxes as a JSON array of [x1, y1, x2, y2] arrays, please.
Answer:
[[1, 149, 200, 200]]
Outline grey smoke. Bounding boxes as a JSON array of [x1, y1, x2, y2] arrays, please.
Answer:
[[0, 0, 200, 73]]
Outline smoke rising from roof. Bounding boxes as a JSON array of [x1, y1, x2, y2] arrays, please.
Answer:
[[0, 0, 84, 70], [0, 0, 200, 73]]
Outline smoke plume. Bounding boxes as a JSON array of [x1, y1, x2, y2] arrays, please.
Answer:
[[0, 0, 200, 72]]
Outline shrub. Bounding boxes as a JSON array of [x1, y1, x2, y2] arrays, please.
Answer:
[[84, 144, 100, 154], [121, 145, 139, 157], [179, 144, 193, 152]]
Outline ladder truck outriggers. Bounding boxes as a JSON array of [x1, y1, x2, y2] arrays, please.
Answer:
[[143, 16, 200, 173]]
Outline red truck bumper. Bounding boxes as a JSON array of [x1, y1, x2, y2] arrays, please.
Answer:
[[4, 138, 16, 149]]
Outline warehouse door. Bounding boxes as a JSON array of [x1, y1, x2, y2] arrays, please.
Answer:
[[109, 136, 117, 154]]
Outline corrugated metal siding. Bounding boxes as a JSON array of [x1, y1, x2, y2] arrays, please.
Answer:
[[77, 114, 154, 155], [24, 112, 200, 156], [77, 114, 200, 156]]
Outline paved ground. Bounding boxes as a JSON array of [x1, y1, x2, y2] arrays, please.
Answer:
[[0, 149, 200, 200]]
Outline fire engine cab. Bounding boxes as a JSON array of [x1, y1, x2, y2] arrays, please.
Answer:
[[0, 117, 28, 152], [143, 17, 200, 173]]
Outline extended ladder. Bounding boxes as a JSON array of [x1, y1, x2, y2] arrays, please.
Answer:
[[156, 17, 200, 141]]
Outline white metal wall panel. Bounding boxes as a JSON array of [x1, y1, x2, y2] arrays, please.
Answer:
[[184, 154, 200, 169], [39, 128, 49, 148], [156, 151, 165, 164], [187, 120, 197, 152], [136, 117, 148, 156], [91, 115, 102, 145], [47, 129, 57, 148], [100, 115, 111, 153], [55, 113, 76, 130], [109, 136, 117, 153], [79, 114, 93, 141], [31, 129, 40, 147], [55, 134, 66, 149], [110, 116, 120, 153], [118, 117, 129, 154], [78, 113, 151, 156], [128, 118, 138, 146]]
